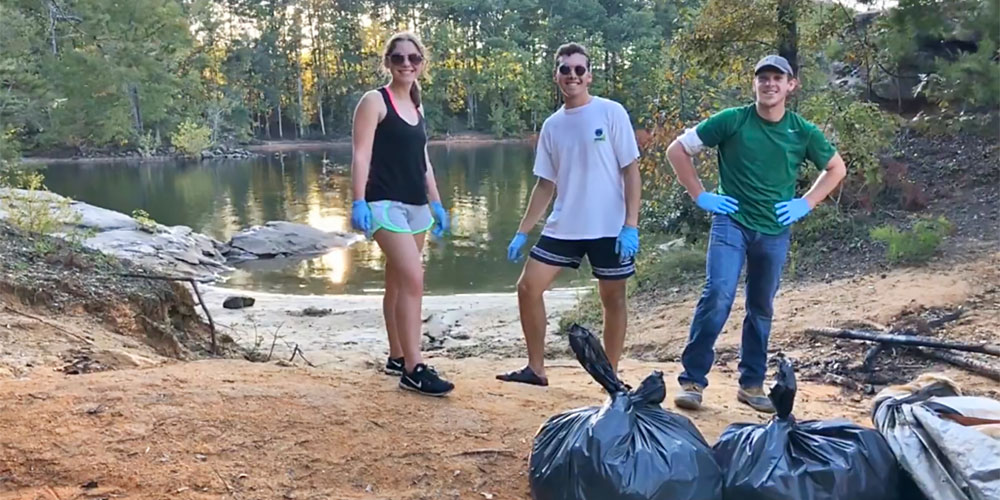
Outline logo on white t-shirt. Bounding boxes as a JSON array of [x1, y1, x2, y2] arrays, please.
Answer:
[[594, 128, 606, 142]]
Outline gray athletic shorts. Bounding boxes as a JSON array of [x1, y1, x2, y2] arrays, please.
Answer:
[[369, 200, 434, 235]]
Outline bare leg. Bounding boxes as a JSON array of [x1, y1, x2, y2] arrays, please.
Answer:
[[598, 279, 628, 372], [383, 260, 403, 359], [373, 230, 425, 372], [384, 233, 425, 360], [510, 258, 563, 380]]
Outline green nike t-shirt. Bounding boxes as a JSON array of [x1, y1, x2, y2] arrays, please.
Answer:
[[695, 105, 837, 235]]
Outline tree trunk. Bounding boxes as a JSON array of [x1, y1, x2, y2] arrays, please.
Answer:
[[266, 112, 271, 139], [308, 0, 327, 137], [777, 0, 799, 74], [127, 83, 143, 135], [276, 101, 283, 139], [297, 72, 305, 138], [317, 87, 326, 136], [467, 87, 476, 129], [49, 5, 58, 55]]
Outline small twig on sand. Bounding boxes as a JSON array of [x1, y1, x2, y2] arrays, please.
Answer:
[[213, 468, 240, 499], [287, 344, 316, 367], [265, 322, 285, 362], [43, 486, 63, 500], [823, 373, 860, 391], [449, 449, 516, 458]]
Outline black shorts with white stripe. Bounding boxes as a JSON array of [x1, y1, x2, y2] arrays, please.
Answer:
[[529, 235, 636, 280]]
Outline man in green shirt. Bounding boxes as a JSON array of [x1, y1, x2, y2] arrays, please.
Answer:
[[665, 55, 847, 413]]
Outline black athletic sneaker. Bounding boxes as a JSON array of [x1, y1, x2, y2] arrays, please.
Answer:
[[399, 363, 454, 397], [384, 356, 404, 376]]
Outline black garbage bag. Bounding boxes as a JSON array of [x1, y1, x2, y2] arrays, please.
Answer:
[[712, 359, 900, 500], [529, 324, 722, 500]]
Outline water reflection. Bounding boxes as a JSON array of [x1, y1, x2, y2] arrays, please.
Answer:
[[41, 143, 590, 295]]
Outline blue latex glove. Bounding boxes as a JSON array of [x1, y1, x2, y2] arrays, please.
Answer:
[[507, 232, 528, 262], [430, 201, 449, 238], [615, 225, 639, 262], [351, 200, 371, 233], [775, 198, 812, 226], [696, 192, 739, 215]]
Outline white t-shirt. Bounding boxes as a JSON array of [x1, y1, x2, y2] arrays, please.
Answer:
[[533, 96, 641, 239]]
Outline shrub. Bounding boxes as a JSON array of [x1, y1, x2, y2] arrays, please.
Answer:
[[131, 208, 159, 233], [870, 216, 952, 264], [171, 120, 212, 156]]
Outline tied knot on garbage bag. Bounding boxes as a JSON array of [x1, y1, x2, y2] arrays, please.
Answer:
[[529, 324, 722, 500], [712, 357, 900, 500]]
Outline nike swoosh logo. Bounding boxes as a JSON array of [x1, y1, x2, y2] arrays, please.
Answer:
[[406, 377, 422, 389]]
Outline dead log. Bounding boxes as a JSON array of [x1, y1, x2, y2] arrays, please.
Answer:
[[916, 349, 1000, 382], [807, 327, 1000, 357]]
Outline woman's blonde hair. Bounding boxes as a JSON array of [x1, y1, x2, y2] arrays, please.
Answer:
[[382, 31, 427, 107]]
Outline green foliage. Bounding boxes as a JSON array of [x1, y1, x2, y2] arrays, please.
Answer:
[[557, 238, 706, 332], [870, 216, 953, 265], [135, 131, 160, 158], [883, 0, 999, 111], [131, 209, 159, 233], [171, 120, 212, 156], [799, 91, 900, 210], [785, 204, 869, 278], [631, 245, 707, 295], [1, 184, 81, 236], [557, 287, 604, 334]]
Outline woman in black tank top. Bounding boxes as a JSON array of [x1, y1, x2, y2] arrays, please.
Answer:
[[349, 32, 454, 396]]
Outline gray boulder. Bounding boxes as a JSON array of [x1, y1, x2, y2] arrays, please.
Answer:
[[0, 188, 230, 281], [225, 221, 363, 260]]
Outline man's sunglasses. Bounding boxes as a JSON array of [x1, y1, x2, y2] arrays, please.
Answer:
[[389, 53, 424, 65], [558, 64, 587, 77]]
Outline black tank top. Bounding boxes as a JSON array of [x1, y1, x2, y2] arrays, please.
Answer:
[[365, 87, 428, 205]]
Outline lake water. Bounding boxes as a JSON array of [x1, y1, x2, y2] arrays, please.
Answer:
[[41, 144, 593, 295]]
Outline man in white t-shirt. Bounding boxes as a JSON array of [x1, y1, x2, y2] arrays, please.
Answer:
[[497, 42, 642, 387]]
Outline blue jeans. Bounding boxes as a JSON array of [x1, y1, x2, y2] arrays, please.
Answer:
[[678, 214, 791, 389]]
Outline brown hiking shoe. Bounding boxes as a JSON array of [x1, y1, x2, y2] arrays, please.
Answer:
[[674, 382, 704, 410], [737, 385, 776, 413]]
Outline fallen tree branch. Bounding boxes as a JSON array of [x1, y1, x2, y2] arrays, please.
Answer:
[[807, 327, 1000, 357], [916, 349, 1000, 382]]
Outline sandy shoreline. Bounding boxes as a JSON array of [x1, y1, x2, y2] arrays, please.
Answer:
[[199, 284, 587, 369]]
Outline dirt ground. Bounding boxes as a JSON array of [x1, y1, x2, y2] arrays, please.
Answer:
[[1, 248, 998, 499], [0, 356, 855, 500]]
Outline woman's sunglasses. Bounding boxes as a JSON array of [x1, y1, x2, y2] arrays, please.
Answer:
[[389, 53, 424, 66], [558, 64, 587, 77]]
